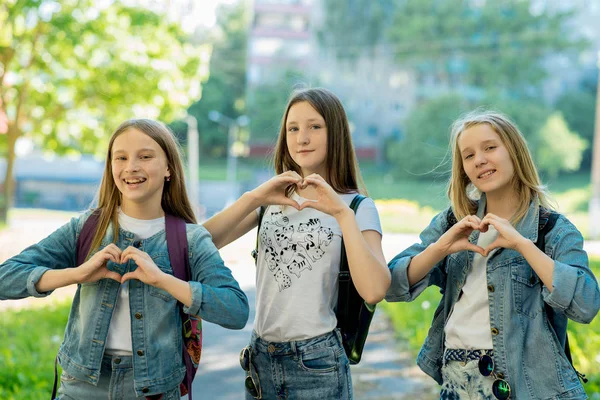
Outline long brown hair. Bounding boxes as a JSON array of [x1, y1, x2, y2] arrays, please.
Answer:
[[447, 110, 552, 223], [273, 87, 366, 195], [87, 119, 196, 259]]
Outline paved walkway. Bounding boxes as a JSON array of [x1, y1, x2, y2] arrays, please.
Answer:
[[2, 210, 600, 399]]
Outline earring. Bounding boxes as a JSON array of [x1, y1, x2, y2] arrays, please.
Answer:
[[165, 176, 171, 182]]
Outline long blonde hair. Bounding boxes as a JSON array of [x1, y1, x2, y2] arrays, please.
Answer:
[[447, 110, 552, 223], [87, 119, 196, 259], [273, 88, 367, 196]]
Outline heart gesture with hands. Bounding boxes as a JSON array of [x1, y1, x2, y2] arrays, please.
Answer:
[[297, 174, 348, 218], [480, 213, 525, 256], [77, 243, 123, 284], [252, 171, 304, 209], [120, 246, 165, 287], [436, 215, 486, 257]]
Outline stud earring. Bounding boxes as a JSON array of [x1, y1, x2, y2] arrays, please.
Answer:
[[165, 176, 171, 182]]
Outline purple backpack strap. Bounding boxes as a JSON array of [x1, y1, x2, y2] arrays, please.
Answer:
[[77, 210, 101, 266], [164, 214, 194, 400]]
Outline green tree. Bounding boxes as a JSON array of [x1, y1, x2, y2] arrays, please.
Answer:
[[386, 94, 467, 178], [247, 71, 308, 144], [0, 0, 207, 223], [387, 0, 584, 96], [317, 0, 396, 59], [555, 88, 596, 170], [173, 1, 248, 158], [536, 112, 587, 178]]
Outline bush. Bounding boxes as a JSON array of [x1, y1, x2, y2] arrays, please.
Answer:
[[0, 300, 71, 400]]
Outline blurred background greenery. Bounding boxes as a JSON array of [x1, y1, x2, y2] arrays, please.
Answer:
[[1, 0, 600, 398]]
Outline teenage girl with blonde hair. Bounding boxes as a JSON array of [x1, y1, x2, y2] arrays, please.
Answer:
[[386, 110, 599, 399]]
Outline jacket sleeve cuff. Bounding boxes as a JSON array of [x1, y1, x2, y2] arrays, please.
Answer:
[[542, 260, 578, 310], [183, 281, 203, 315], [385, 257, 428, 302], [27, 267, 54, 297]]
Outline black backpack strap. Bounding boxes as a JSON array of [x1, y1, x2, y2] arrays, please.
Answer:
[[251, 206, 267, 265], [337, 195, 367, 327], [446, 208, 458, 230]]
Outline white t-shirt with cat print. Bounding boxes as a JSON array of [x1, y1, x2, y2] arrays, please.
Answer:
[[253, 192, 382, 342]]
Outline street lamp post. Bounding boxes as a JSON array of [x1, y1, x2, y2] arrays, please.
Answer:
[[186, 114, 200, 218], [589, 52, 600, 239], [208, 111, 249, 204]]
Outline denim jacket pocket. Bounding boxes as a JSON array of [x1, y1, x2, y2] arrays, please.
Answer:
[[511, 261, 542, 319], [148, 254, 175, 302]]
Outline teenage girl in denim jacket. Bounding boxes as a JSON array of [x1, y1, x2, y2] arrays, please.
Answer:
[[0, 119, 249, 399], [385, 111, 600, 399]]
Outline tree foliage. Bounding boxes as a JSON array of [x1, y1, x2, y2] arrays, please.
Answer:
[[535, 112, 587, 178], [386, 94, 467, 178], [555, 73, 597, 170], [317, 0, 396, 59], [247, 71, 309, 144], [387, 0, 584, 95], [173, 1, 248, 158], [0, 0, 208, 222]]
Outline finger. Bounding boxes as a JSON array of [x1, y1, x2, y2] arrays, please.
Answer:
[[281, 198, 301, 210], [121, 252, 141, 265], [121, 272, 137, 284], [298, 200, 319, 211], [104, 270, 123, 283], [466, 243, 486, 256], [483, 241, 503, 256], [302, 177, 327, 188], [468, 215, 482, 225], [104, 246, 122, 263]]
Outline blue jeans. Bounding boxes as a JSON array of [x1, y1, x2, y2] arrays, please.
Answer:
[[440, 360, 495, 400], [57, 355, 181, 400], [245, 329, 353, 400]]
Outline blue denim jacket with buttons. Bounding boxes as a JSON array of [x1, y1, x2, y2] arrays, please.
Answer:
[[0, 211, 249, 396], [385, 196, 600, 399]]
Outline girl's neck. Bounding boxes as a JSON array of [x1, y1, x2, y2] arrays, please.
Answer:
[[120, 202, 165, 220], [484, 190, 519, 220]]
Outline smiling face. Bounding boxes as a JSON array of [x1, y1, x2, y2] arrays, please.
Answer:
[[285, 101, 328, 177], [111, 128, 170, 216], [458, 123, 516, 201]]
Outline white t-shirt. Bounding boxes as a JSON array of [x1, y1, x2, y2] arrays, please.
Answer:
[[105, 210, 165, 355], [254, 192, 382, 342], [444, 226, 498, 350]]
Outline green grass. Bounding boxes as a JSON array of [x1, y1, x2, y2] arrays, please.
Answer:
[[381, 258, 600, 395], [0, 300, 71, 400]]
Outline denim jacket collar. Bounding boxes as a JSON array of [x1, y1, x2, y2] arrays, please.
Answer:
[[474, 194, 539, 243]]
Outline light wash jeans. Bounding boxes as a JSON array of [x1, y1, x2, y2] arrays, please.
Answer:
[[440, 360, 495, 400], [57, 355, 181, 400], [245, 329, 352, 400]]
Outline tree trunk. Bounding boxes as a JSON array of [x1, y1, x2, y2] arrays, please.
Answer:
[[0, 126, 19, 225]]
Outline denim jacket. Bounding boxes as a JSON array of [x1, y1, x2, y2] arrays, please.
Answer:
[[0, 211, 249, 396], [385, 197, 600, 400]]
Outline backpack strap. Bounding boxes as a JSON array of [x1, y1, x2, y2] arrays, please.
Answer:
[[76, 209, 102, 267], [337, 195, 367, 328], [251, 206, 267, 265], [164, 214, 196, 399]]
